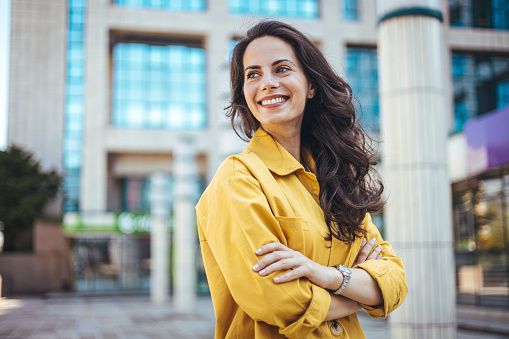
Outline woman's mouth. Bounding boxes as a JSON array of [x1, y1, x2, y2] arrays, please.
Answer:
[[259, 96, 289, 106]]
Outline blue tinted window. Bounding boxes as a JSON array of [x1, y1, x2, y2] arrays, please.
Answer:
[[64, 0, 86, 211], [227, 40, 238, 64], [114, 0, 205, 11], [341, 0, 359, 21], [120, 175, 203, 212], [346, 47, 379, 132], [451, 53, 509, 132], [112, 43, 207, 129], [450, 0, 509, 30], [498, 79, 509, 108], [229, 0, 318, 19], [121, 177, 152, 212]]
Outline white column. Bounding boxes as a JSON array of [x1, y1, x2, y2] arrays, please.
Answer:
[[150, 171, 169, 305], [377, 1, 456, 338], [174, 136, 198, 313]]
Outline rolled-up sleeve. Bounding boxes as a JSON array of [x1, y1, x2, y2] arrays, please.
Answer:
[[197, 173, 331, 338], [354, 214, 408, 318]]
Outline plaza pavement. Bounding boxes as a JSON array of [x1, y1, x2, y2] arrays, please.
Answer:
[[0, 295, 508, 338]]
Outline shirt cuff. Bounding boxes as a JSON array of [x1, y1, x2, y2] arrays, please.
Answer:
[[279, 285, 331, 339], [354, 259, 393, 318]]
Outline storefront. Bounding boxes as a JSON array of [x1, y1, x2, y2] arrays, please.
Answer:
[[63, 212, 208, 295], [453, 106, 509, 309]]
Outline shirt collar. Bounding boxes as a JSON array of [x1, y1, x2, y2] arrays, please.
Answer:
[[246, 128, 316, 176]]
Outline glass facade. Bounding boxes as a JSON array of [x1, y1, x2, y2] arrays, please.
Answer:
[[227, 40, 238, 64], [341, 0, 359, 21], [454, 173, 509, 309], [346, 47, 379, 133], [451, 53, 509, 132], [112, 43, 207, 129], [114, 0, 205, 11], [64, 0, 87, 212], [72, 233, 209, 294], [121, 177, 152, 212], [73, 236, 151, 292], [229, 0, 318, 19], [120, 175, 203, 213], [450, 0, 509, 30]]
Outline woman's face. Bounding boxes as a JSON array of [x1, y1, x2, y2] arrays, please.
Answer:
[[242, 36, 314, 133]]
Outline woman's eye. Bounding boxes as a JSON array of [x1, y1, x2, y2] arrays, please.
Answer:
[[277, 66, 290, 73], [246, 72, 259, 79]]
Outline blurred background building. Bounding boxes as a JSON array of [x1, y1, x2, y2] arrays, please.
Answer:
[[2, 0, 509, 311]]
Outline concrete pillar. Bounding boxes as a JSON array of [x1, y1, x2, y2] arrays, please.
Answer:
[[377, 1, 456, 338], [110, 236, 140, 290], [150, 171, 169, 304], [174, 136, 198, 313]]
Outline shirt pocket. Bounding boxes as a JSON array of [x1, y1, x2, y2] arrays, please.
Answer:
[[275, 216, 308, 254]]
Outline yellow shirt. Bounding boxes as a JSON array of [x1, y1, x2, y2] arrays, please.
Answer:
[[196, 128, 407, 339]]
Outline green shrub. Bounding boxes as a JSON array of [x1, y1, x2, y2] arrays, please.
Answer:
[[0, 145, 61, 251]]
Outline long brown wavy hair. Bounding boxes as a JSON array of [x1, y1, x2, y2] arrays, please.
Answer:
[[227, 20, 385, 243]]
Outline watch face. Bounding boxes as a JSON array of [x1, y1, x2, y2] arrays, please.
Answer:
[[338, 264, 351, 274]]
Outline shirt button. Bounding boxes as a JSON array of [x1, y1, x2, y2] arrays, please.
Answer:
[[330, 321, 344, 336]]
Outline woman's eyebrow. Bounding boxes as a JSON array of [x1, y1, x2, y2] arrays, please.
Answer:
[[272, 59, 296, 67], [244, 59, 297, 72]]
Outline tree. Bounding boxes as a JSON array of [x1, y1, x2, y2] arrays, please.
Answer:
[[0, 145, 61, 251]]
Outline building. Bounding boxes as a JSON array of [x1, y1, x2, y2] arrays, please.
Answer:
[[5, 0, 509, 310]]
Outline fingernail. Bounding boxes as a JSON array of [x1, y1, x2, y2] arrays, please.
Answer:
[[253, 264, 259, 271], [376, 245, 382, 250], [361, 238, 366, 245], [255, 248, 262, 255], [370, 238, 376, 243], [377, 255, 382, 260], [274, 277, 280, 282], [260, 269, 266, 275]]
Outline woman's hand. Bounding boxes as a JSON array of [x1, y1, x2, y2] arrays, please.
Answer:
[[352, 238, 382, 267], [253, 242, 340, 290]]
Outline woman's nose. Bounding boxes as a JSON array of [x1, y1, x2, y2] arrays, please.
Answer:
[[261, 73, 279, 90]]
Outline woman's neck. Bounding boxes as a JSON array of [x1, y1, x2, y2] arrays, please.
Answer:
[[263, 126, 302, 163]]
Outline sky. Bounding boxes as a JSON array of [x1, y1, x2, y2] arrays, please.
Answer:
[[0, 0, 11, 151]]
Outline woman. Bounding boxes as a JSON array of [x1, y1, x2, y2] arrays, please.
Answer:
[[196, 20, 407, 338]]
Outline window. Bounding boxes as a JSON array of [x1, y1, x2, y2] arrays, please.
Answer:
[[227, 40, 238, 64], [112, 43, 207, 129], [451, 53, 509, 132], [121, 177, 152, 212], [450, 0, 509, 30], [453, 174, 509, 309], [341, 0, 359, 21], [64, 0, 87, 212], [114, 0, 205, 11], [120, 175, 204, 212], [229, 0, 318, 19], [346, 47, 379, 133]]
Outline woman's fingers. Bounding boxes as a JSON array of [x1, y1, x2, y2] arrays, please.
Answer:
[[253, 250, 303, 273], [255, 242, 289, 255], [253, 245, 294, 272], [353, 238, 367, 264], [353, 238, 381, 266], [253, 242, 315, 282], [273, 266, 307, 283], [367, 245, 383, 260], [257, 257, 298, 276]]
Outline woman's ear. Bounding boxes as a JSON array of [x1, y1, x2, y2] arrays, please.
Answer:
[[307, 84, 316, 99]]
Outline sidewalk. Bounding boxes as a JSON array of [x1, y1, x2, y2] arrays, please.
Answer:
[[0, 295, 215, 339], [0, 295, 508, 338]]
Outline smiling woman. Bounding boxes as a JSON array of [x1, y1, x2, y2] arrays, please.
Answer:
[[242, 36, 314, 152], [196, 20, 407, 339]]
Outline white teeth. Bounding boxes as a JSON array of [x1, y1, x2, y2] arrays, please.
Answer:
[[261, 97, 286, 106]]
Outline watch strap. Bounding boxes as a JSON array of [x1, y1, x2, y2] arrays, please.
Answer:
[[332, 264, 352, 295]]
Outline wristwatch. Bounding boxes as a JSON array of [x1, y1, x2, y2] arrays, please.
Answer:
[[331, 264, 352, 295]]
